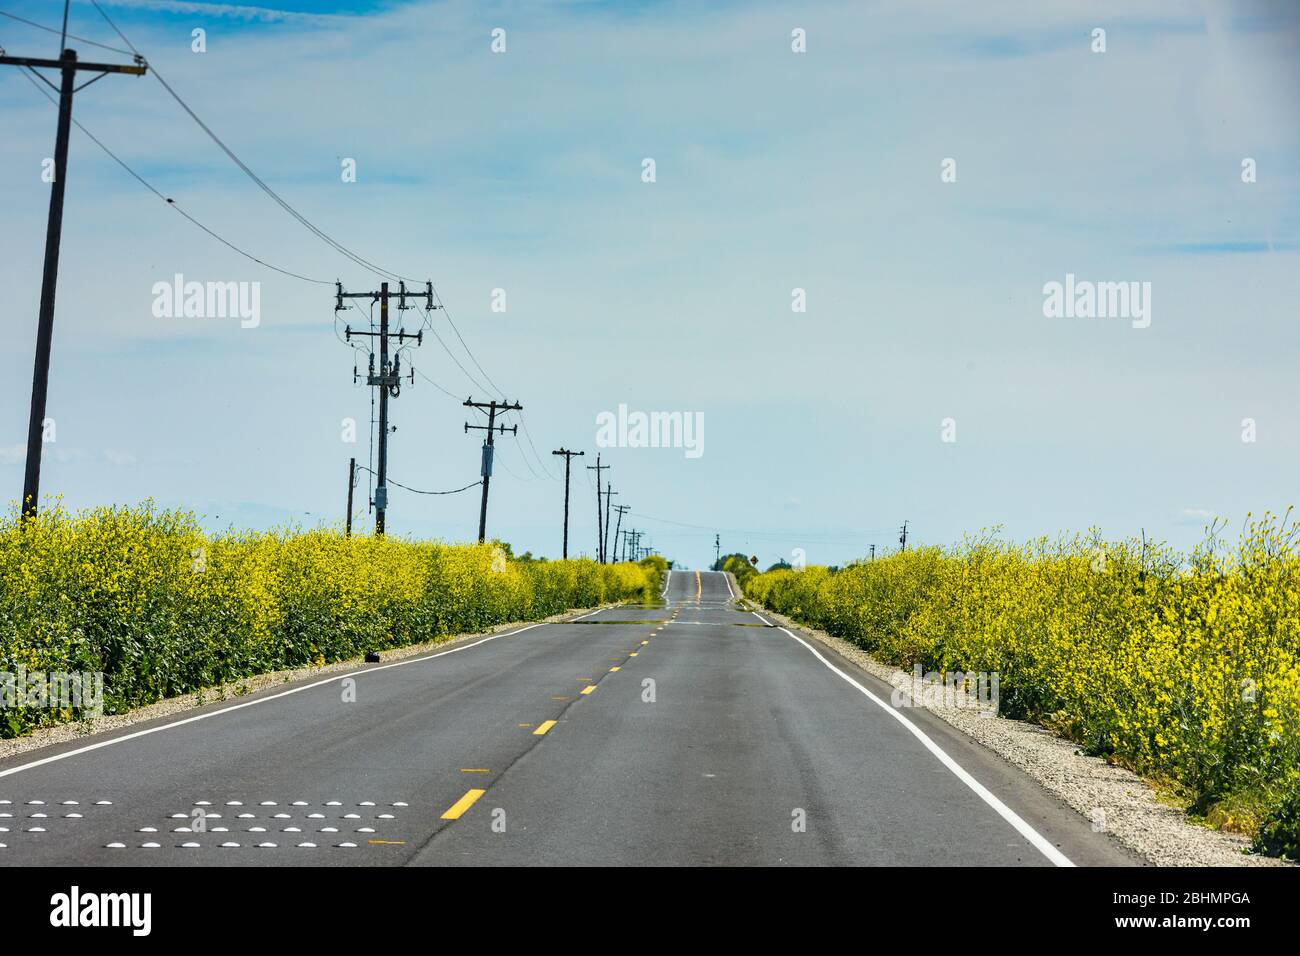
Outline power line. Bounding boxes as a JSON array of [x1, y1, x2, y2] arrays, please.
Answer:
[[411, 304, 492, 395], [628, 511, 894, 540], [355, 466, 479, 496], [428, 283, 504, 398], [510, 411, 560, 481], [88, 0, 413, 286], [489, 441, 531, 481], [0, 9, 131, 56], [13, 65, 332, 284], [411, 365, 464, 402]]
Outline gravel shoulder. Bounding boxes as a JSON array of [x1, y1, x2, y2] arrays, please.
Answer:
[[732, 575, 1291, 868], [0, 602, 620, 765]]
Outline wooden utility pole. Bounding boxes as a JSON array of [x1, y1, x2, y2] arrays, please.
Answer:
[[345, 457, 356, 536], [586, 455, 608, 562], [464, 398, 521, 542], [1, 47, 147, 518], [612, 504, 629, 563], [336, 281, 428, 535], [551, 448, 584, 559], [603, 487, 619, 564]]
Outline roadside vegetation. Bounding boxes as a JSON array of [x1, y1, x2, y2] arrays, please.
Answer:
[[0, 501, 661, 739], [742, 513, 1300, 860]]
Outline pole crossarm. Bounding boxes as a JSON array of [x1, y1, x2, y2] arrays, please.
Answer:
[[0, 54, 147, 74]]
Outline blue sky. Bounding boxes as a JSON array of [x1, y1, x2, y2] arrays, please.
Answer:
[[1, 0, 1298, 568]]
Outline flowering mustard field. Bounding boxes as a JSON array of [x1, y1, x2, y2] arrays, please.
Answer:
[[0, 502, 661, 739], [743, 513, 1300, 859]]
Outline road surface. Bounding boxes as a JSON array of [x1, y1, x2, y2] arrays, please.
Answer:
[[0, 571, 1136, 866]]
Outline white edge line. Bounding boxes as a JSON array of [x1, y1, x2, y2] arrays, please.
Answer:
[[752, 611, 771, 626], [721, 573, 735, 599], [774, 624, 1075, 868], [0, 622, 548, 780]]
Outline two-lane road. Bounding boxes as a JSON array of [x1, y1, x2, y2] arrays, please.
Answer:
[[0, 571, 1136, 866]]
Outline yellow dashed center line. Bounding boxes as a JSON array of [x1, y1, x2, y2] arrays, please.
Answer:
[[534, 720, 557, 736], [461, 768, 490, 773], [609, 666, 620, 672], [629, 652, 638, 657], [368, 840, 405, 845], [552, 695, 571, 701], [440, 789, 486, 820], [641, 640, 649, 645], [581, 685, 596, 695]]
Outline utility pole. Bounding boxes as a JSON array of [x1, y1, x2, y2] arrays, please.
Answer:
[[899, 520, 908, 552], [603, 487, 619, 564], [3, 46, 147, 519], [551, 448, 584, 559], [464, 398, 521, 543], [586, 455, 608, 562], [336, 281, 428, 535], [345, 457, 356, 537], [714, 533, 720, 570], [870, 543, 876, 561], [612, 504, 629, 564]]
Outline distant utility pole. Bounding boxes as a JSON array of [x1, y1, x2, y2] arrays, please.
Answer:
[[714, 533, 720, 570], [345, 457, 356, 537], [3, 45, 147, 519], [551, 447, 584, 559], [336, 281, 428, 536], [870, 544, 876, 561], [899, 520, 909, 552], [612, 504, 629, 564], [586, 455, 608, 562], [604, 487, 619, 564], [464, 398, 521, 543]]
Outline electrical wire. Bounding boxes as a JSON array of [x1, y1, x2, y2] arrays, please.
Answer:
[[88, 0, 413, 286], [412, 366, 463, 402], [11, 63, 332, 284], [426, 283, 504, 398], [629, 512, 895, 540], [355, 466, 480, 496], [506, 410, 560, 481], [489, 441, 531, 481], [410, 304, 493, 396], [0, 8, 132, 56]]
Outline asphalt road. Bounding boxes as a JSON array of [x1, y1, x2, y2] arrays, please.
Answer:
[[0, 571, 1137, 866]]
